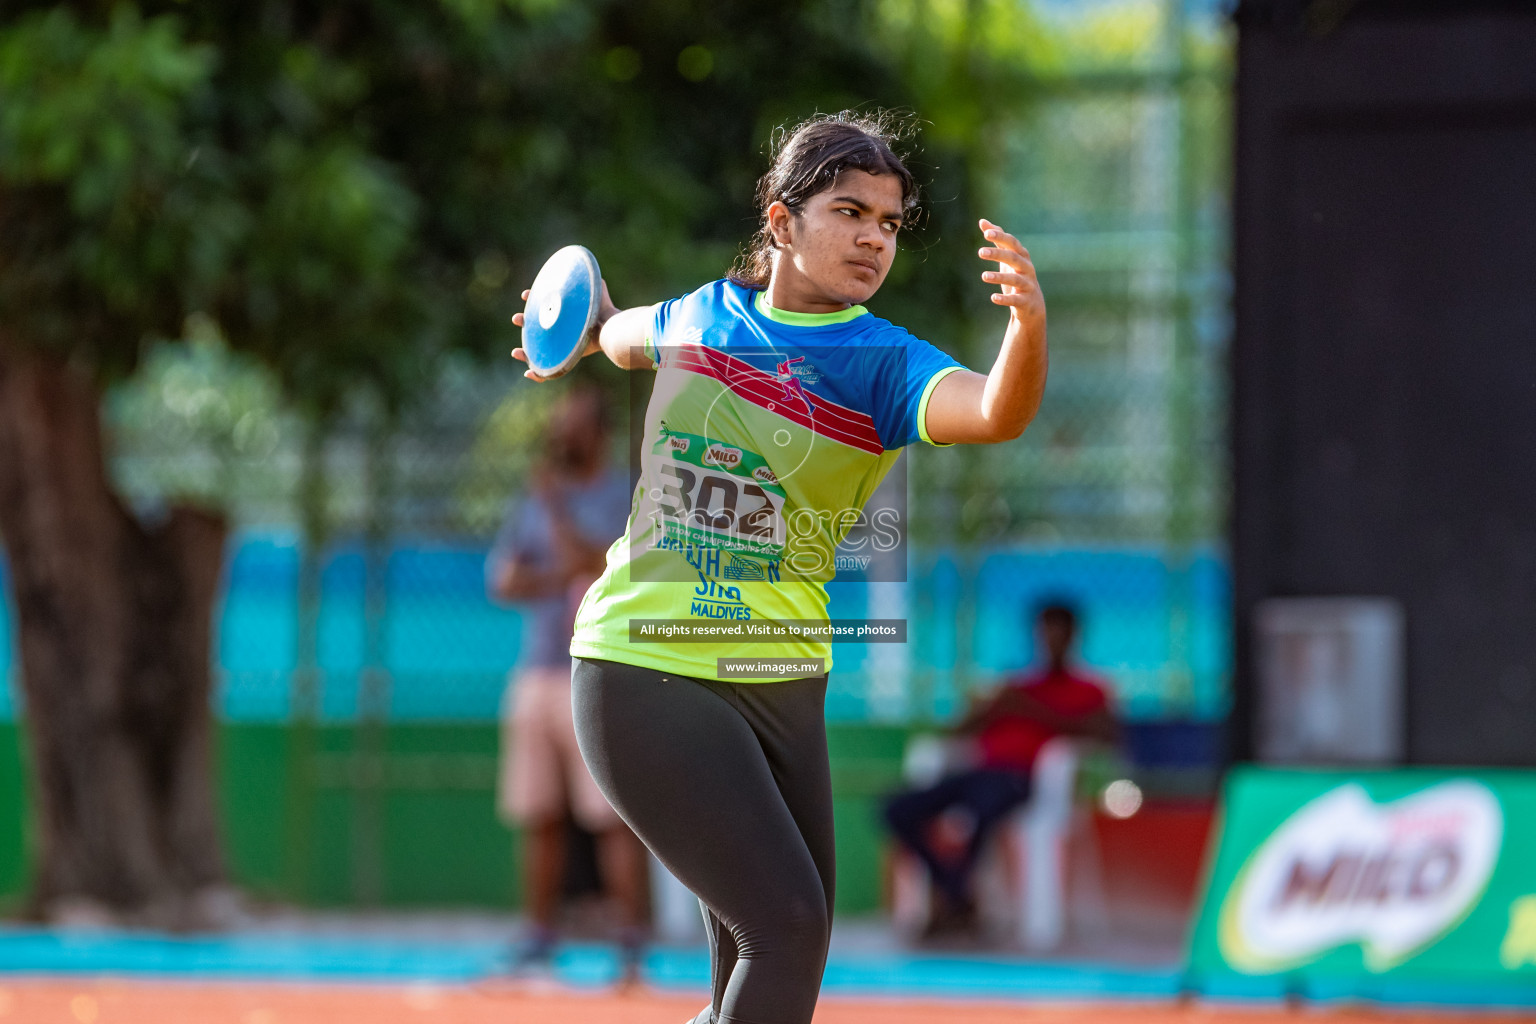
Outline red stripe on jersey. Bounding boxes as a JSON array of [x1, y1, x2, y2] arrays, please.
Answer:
[[665, 344, 886, 455], [691, 346, 879, 436]]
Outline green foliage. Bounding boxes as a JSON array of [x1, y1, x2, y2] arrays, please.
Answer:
[[2, 0, 1226, 468], [108, 322, 296, 510], [0, 7, 218, 367], [454, 384, 561, 533], [1, 0, 986, 419], [0, 7, 210, 202]]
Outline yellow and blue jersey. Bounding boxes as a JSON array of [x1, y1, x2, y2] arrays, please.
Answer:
[[571, 279, 966, 679]]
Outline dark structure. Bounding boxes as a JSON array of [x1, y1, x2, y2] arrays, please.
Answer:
[[1232, 1, 1536, 765]]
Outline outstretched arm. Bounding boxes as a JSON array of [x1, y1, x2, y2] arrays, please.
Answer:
[[511, 280, 655, 381], [923, 219, 1047, 445]]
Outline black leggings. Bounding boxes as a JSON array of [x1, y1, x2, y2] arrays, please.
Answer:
[[571, 658, 835, 1024]]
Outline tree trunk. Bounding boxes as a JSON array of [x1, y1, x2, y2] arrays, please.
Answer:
[[0, 337, 231, 928]]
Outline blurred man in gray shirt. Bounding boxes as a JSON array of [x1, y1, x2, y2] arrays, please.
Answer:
[[487, 383, 641, 971]]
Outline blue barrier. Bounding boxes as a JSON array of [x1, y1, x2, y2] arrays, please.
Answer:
[[0, 533, 1231, 725]]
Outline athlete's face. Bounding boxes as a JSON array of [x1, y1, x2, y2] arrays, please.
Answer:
[[768, 170, 904, 310]]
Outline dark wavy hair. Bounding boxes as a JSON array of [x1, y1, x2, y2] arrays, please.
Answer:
[[727, 111, 920, 290]]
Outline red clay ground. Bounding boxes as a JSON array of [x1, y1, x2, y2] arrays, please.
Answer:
[[0, 980, 1524, 1024]]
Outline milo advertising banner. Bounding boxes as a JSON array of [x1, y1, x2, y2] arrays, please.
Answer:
[[1187, 767, 1536, 1006]]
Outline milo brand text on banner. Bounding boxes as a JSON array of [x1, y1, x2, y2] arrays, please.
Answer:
[[1187, 767, 1536, 1006]]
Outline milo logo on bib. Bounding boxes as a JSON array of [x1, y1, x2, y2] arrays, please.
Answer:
[[704, 443, 742, 468]]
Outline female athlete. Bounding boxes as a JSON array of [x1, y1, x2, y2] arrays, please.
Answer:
[[510, 111, 1047, 1024]]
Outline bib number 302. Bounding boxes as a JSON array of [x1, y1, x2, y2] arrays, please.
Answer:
[[656, 463, 783, 543]]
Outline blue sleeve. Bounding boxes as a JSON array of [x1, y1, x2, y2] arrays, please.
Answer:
[[867, 324, 966, 449], [646, 295, 687, 366]]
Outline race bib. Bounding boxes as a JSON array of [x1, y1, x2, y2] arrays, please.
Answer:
[[647, 430, 786, 559]]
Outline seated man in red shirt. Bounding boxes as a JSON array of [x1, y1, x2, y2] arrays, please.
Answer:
[[884, 601, 1117, 936]]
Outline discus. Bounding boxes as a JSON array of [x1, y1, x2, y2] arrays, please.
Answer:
[[520, 244, 602, 379]]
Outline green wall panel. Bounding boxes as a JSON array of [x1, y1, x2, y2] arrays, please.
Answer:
[[218, 724, 290, 896], [0, 720, 912, 914], [0, 724, 29, 906], [384, 790, 517, 906], [827, 724, 910, 913]]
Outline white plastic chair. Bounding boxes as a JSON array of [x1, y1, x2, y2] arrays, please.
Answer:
[[890, 734, 1105, 949], [1010, 736, 1107, 948]]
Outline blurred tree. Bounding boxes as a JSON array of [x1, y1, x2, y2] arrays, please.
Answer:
[[0, 5, 241, 927], [0, 0, 990, 922]]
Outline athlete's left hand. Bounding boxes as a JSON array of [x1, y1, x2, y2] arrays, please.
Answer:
[[919, 220, 1050, 444], [977, 219, 1045, 331]]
